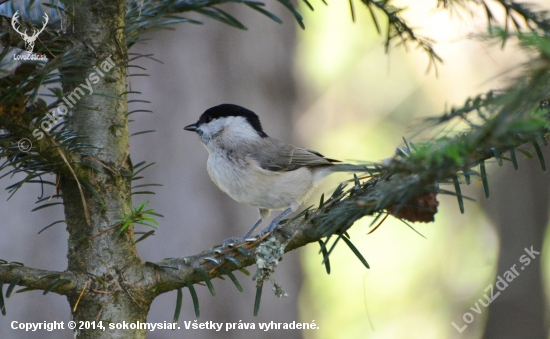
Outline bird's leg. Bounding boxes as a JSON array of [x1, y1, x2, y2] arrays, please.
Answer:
[[259, 206, 294, 236], [221, 208, 270, 248], [242, 217, 264, 239], [242, 208, 270, 239], [220, 219, 261, 248]]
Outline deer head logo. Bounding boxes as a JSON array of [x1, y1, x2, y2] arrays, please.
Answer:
[[11, 11, 48, 53]]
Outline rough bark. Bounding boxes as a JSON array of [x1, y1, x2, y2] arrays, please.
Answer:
[[59, 1, 149, 338]]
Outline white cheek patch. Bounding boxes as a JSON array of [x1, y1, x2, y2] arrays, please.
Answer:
[[198, 116, 260, 145], [198, 118, 227, 137], [197, 117, 231, 144]]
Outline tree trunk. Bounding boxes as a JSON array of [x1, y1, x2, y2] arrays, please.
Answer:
[[481, 148, 550, 339], [60, 1, 150, 337]]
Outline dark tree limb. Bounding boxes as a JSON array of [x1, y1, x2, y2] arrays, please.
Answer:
[[0, 264, 84, 296]]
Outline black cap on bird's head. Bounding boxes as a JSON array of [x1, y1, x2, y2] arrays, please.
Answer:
[[184, 104, 268, 138]]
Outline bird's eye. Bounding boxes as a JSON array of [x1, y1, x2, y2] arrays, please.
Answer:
[[205, 116, 213, 123]]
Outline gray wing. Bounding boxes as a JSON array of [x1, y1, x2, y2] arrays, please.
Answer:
[[248, 137, 339, 172]]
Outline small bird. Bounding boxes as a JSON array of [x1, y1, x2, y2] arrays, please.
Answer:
[[184, 104, 366, 243]]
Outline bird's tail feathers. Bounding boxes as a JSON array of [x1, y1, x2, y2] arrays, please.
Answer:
[[329, 163, 369, 173]]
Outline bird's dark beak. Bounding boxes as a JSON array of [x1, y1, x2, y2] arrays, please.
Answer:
[[184, 123, 197, 132]]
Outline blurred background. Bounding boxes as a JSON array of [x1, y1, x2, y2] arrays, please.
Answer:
[[1, 0, 550, 338]]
